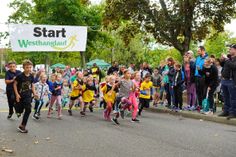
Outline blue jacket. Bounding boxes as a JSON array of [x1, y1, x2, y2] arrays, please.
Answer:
[[194, 53, 208, 77]]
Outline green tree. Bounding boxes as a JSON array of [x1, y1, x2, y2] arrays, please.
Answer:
[[103, 0, 236, 55], [5, 0, 104, 67]]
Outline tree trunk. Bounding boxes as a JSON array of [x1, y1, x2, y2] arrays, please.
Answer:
[[80, 51, 85, 69]]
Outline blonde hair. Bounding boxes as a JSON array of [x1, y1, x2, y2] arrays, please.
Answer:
[[22, 59, 33, 68], [40, 74, 47, 80]]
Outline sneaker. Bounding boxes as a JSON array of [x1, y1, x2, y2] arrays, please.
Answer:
[[218, 112, 229, 117], [131, 118, 140, 123], [227, 114, 236, 120], [80, 111, 86, 117], [120, 110, 125, 119], [204, 111, 213, 115], [189, 106, 196, 111], [111, 118, 120, 125], [68, 109, 72, 116], [17, 126, 28, 133], [32, 114, 39, 120], [7, 114, 13, 119], [58, 115, 62, 120], [89, 106, 93, 112], [16, 113, 21, 118]]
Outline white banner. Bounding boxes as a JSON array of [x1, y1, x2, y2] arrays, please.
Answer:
[[9, 24, 87, 52]]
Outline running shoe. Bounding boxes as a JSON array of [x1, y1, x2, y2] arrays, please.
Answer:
[[80, 111, 86, 117], [7, 114, 13, 119], [111, 118, 120, 125], [89, 106, 93, 112], [17, 126, 28, 133], [131, 118, 140, 123], [120, 110, 125, 119], [32, 114, 39, 120], [68, 109, 72, 116]]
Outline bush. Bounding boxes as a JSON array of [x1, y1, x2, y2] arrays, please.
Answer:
[[0, 73, 5, 79]]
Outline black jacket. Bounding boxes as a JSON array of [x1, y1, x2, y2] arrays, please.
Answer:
[[107, 66, 119, 75], [228, 56, 236, 85], [173, 70, 184, 86], [198, 64, 219, 87]]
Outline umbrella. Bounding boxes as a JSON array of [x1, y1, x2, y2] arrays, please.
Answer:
[[86, 59, 111, 69], [50, 63, 66, 69]]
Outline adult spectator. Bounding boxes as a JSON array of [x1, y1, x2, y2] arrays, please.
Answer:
[[220, 44, 236, 119], [107, 61, 119, 75], [198, 58, 219, 115], [141, 62, 152, 79], [194, 46, 208, 109], [128, 63, 135, 74], [90, 63, 101, 82], [185, 50, 195, 62]]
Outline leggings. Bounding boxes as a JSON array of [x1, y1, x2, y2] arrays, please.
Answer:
[[129, 94, 138, 119], [104, 101, 113, 119], [34, 99, 44, 115], [48, 95, 62, 116]]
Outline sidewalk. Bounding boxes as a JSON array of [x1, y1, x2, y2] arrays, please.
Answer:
[[0, 79, 6, 92], [146, 106, 236, 126]]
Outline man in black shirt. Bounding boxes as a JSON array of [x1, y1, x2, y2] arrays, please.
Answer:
[[5, 61, 21, 119], [219, 44, 236, 119], [107, 61, 119, 75], [13, 60, 36, 133]]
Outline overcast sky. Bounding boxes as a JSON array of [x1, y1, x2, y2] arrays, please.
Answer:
[[0, 0, 235, 47]]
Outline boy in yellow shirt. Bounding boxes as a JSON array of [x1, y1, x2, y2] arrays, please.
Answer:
[[138, 73, 153, 116]]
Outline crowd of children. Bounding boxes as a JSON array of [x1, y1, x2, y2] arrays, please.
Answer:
[[7, 45, 236, 133]]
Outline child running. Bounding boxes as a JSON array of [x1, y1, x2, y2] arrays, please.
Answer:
[[68, 72, 84, 116], [46, 73, 56, 107], [81, 76, 97, 116], [13, 60, 36, 133], [47, 73, 63, 119], [33, 74, 50, 120], [112, 69, 134, 125], [138, 73, 153, 116], [62, 79, 70, 108], [101, 75, 118, 121]]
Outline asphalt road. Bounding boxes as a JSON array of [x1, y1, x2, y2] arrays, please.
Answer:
[[0, 109, 236, 157]]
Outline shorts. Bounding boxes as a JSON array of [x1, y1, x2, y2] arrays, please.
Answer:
[[139, 98, 150, 108], [70, 94, 82, 100], [84, 99, 95, 105]]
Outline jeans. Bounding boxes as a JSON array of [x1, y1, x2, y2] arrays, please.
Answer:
[[165, 83, 175, 106], [221, 80, 236, 115]]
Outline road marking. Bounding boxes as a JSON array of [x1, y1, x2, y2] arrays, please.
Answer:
[[0, 107, 103, 113]]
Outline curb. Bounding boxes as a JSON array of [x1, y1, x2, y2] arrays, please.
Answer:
[[146, 107, 236, 126]]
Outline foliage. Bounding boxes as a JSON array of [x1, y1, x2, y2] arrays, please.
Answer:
[[103, 0, 236, 55]]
